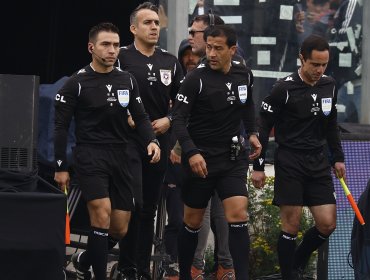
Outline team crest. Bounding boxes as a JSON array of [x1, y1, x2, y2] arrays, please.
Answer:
[[321, 98, 332, 116], [160, 69, 172, 86], [238, 85, 248, 104], [117, 90, 130, 107]]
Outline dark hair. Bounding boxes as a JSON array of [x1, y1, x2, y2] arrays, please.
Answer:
[[130, 2, 159, 25], [300, 34, 329, 60], [88, 22, 119, 42], [203, 25, 237, 48], [313, 0, 330, 6], [190, 13, 224, 27]]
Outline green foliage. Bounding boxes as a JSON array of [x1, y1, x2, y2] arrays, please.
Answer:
[[247, 176, 315, 279], [202, 176, 316, 278], [203, 245, 215, 275]]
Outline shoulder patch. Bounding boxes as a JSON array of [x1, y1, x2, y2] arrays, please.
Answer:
[[197, 63, 206, 69]]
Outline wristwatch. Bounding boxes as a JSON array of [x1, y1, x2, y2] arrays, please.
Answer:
[[150, 139, 160, 147], [247, 132, 259, 139], [167, 115, 173, 126]]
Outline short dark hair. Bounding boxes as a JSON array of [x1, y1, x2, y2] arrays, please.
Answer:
[[130, 2, 159, 25], [88, 22, 119, 42], [191, 13, 224, 27], [300, 35, 329, 60], [204, 25, 237, 48]]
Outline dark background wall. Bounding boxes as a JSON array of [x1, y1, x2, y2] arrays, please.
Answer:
[[0, 0, 144, 84]]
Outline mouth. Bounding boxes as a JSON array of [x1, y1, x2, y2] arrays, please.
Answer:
[[105, 57, 116, 62]]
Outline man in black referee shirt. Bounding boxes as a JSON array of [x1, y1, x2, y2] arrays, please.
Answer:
[[172, 25, 262, 280], [54, 22, 160, 280], [251, 35, 346, 280], [114, 2, 183, 279]]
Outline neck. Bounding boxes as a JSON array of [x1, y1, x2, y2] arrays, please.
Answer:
[[222, 62, 232, 74], [298, 68, 316, 86], [134, 40, 156, 57], [90, 62, 113, 73]]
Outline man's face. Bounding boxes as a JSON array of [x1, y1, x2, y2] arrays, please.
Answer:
[[182, 48, 201, 72], [188, 21, 207, 56], [206, 35, 236, 73], [89, 31, 120, 67], [300, 49, 329, 84], [131, 9, 160, 46]]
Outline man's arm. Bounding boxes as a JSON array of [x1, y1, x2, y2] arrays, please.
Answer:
[[171, 74, 200, 159], [172, 73, 208, 177], [240, 69, 262, 159], [326, 83, 345, 178], [128, 74, 160, 162], [251, 82, 285, 188], [54, 78, 78, 189]]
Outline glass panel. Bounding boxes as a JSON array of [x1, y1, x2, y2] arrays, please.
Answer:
[[187, 0, 364, 123], [158, 0, 169, 50]]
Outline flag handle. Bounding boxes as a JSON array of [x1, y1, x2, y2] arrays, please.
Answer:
[[64, 187, 71, 244], [339, 178, 365, 225]]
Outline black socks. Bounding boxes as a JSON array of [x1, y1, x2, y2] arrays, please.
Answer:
[[87, 227, 109, 280], [277, 231, 297, 280], [178, 223, 200, 280], [228, 221, 250, 279], [293, 226, 329, 270]]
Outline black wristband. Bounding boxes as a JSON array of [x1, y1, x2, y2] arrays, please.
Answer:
[[150, 139, 160, 148]]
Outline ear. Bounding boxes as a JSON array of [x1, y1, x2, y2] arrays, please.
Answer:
[[130, 24, 136, 35], [299, 54, 304, 65], [88, 43, 94, 53], [230, 45, 237, 56]]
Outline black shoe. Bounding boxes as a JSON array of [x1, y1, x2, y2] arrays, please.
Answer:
[[116, 267, 138, 280], [290, 268, 304, 280], [137, 272, 152, 280], [165, 262, 179, 277], [71, 252, 92, 280]]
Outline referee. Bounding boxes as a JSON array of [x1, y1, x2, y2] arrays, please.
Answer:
[[251, 35, 346, 279], [114, 2, 183, 279], [172, 25, 261, 280], [54, 22, 160, 280]]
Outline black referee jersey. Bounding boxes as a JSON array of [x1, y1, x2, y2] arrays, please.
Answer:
[[54, 65, 155, 171], [117, 44, 183, 122], [253, 70, 345, 171], [172, 61, 256, 161]]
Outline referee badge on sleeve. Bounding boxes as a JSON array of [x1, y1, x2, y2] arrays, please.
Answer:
[[117, 90, 130, 107], [160, 69, 172, 86], [321, 98, 332, 116], [238, 85, 248, 104]]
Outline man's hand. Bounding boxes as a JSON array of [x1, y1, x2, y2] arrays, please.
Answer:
[[170, 149, 181, 164], [54, 171, 70, 192], [333, 162, 346, 180], [250, 170, 266, 189], [147, 142, 161, 163], [152, 117, 171, 135], [189, 153, 208, 178], [128, 115, 135, 129], [248, 135, 262, 160]]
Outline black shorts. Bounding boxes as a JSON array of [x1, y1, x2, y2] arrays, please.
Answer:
[[273, 147, 336, 207], [72, 144, 134, 211], [181, 159, 249, 209]]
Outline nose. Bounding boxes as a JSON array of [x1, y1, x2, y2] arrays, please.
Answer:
[[208, 48, 216, 57], [107, 45, 115, 53]]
